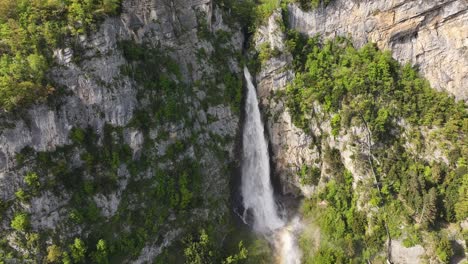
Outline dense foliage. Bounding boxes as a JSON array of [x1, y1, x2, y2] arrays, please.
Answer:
[[295, 0, 332, 10], [0, 0, 121, 110], [285, 33, 467, 262], [215, 0, 281, 31]]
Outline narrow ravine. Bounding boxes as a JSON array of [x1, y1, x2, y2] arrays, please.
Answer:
[[241, 67, 301, 264]]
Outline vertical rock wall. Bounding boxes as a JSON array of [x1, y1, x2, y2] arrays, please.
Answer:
[[288, 0, 468, 101], [0, 0, 244, 261]]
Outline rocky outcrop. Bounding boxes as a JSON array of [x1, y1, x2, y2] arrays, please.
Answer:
[[288, 0, 468, 101], [0, 0, 242, 261], [390, 240, 425, 264], [255, 12, 315, 196], [255, 11, 373, 197]]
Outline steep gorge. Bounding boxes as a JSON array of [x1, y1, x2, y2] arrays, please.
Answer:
[[0, 0, 466, 263]]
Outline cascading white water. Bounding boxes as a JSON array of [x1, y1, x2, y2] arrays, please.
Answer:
[[241, 67, 301, 264], [241, 67, 284, 233]]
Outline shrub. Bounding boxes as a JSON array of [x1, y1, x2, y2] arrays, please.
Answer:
[[299, 164, 321, 186], [330, 114, 341, 136], [92, 239, 109, 264], [436, 236, 453, 263], [184, 229, 214, 263], [297, 0, 333, 10], [69, 238, 86, 263], [454, 171, 468, 220], [15, 188, 29, 202], [11, 212, 30, 231], [46, 245, 62, 263], [24, 172, 40, 189], [70, 127, 86, 145]]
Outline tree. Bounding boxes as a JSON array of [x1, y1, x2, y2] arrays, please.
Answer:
[[0, 0, 122, 110], [454, 174, 468, 220], [419, 187, 437, 225], [24, 172, 40, 189], [331, 114, 341, 136], [223, 241, 248, 264], [436, 235, 453, 264], [372, 108, 390, 139], [92, 239, 108, 264], [179, 172, 193, 210], [184, 229, 214, 264], [69, 238, 86, 263], [15, 188, 29, 201], [299, 165, 321, 186], [62, 252, 72, 264]]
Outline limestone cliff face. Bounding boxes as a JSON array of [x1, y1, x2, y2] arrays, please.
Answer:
[[255, 3, 467, 262], [255, 0, 467, 210], [0, 0, 242, 261], [256, 12, 372, 198], [255, 12, 317, 196], [288, 0, 468, 101]]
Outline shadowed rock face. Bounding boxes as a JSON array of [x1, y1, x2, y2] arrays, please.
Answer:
[[0, 151, 6, 172], [288, 0, 468, 101]]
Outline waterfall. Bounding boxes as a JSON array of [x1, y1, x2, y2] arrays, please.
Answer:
[[241, 67, 284, 233], [241, 67, 301, 264]]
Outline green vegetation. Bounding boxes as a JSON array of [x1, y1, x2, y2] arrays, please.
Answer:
[[46, 244, 62, 263], [285, 32, 467, 262], [70, 238, 87, 263], [255, 0, 281, 24], [119, 40, 188, 122], [215, 0, 280, 30], [258, 42, 281, 65], [299, 164, 321, 186], [10, 212, 30, 231], [5, 117, 213, 262], [436, 235, 454, 264], [182, 229, 248, 264], [0, 0, 121, 110], [0, 10, 248, 260], [91, 239, 109, 264], [296, 0, 332, 10], [300, 149, 373, 263], [286, 35, 467, 138]]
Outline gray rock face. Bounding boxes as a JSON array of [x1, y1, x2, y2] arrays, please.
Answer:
[[255, 12, 309, 196], [255, 4, 467, 263], [256, 11, 372, 197], [0, 19, 136, 200], [256, 1, 467, 199], [0, 0, 242, 260], [288, 0, 468, 101], [390, 240, 425, 264]]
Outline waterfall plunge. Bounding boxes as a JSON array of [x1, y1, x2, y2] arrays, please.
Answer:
[[241, 67, 301, 264]]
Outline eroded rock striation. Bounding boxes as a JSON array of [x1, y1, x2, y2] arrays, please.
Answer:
[[254, 3, 467, 262], [289, 0, 468, 101]]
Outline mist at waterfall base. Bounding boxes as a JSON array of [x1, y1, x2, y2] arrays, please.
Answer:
[[240, 67, 302, 264]]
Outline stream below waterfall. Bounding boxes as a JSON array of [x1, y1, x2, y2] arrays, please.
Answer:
[[240, 67, 302, 264]]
